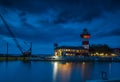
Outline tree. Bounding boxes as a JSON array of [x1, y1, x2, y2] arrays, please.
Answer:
[[89, 44, 112, 55]]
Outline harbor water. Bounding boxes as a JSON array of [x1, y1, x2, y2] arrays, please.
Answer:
[[0, 61, 120, 82]]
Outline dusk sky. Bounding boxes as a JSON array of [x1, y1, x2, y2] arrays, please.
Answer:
[[0, 0, 120, 54]]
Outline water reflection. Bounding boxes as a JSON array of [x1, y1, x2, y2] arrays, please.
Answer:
[[109, 63, 112, 76], [81, 62, 95, 82], [53, 62, 58, 82], [0, 61, 120, 82], [53, 62, 95, 82], [20, 60, 31, 69], [53, 62, 72, 82], [81, 62, 87, 81], [52, 62, 115, 82]]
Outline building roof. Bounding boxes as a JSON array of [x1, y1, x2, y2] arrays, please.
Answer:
[[55, 46, 84, 49]]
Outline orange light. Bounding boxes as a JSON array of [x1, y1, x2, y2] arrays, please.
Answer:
[[83, 35, 90, 38]]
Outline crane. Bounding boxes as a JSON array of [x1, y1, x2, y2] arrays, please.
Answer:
[[0, 14, 32, 56]]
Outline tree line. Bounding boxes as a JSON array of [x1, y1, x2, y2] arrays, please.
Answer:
[[89, 44, 112, 54]]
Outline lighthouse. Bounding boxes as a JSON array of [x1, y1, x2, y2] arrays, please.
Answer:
[[80, 28, 90, 49]]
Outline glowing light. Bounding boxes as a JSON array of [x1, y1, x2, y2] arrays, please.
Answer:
[[96, 52, 99, 55], [76, 50, 79, 53], [55, 52, 57, 56], [54, 56, 59, 58], [53, 62, 58, 82], [111, 53, 116, 56], [83, 35, 90, 38], [82, 62, 85, 65], [105, 54, 108, 56], [100, 53, 104, 56]]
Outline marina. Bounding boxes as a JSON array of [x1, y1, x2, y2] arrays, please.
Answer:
[[0, 0, 120, 82], [0, 14, 120, 63]]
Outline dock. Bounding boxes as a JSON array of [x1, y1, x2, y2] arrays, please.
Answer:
[[1, 55, 120, 62]]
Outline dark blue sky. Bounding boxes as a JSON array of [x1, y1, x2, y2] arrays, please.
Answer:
[[0, 0, 120, 54]]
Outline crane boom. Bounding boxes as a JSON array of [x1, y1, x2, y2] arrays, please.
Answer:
[[0, 14, 24, 55]]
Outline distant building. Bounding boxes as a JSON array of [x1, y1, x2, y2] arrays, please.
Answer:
[[54, 46, 89, 56], [112, 48, 120, 55], [54, 28, 90, 56]]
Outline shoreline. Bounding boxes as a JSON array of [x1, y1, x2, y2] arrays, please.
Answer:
[[0, 56, 120, 62]]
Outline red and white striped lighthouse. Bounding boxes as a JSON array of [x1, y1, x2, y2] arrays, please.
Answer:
[[80, 28, 90, 49]]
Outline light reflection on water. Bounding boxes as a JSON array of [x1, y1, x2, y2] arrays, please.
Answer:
[[53, 62, 72, 82], [53, 62, 120, 82], [53, 62, 58, 82], [0, 61, 120, 82]]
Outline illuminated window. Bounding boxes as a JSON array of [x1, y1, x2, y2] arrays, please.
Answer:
[[111, 53, 116, 56], [76, 50, 79, 53], [55, 52, 58, 56]]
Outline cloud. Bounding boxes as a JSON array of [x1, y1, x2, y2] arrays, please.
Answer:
[[1, 0, 120, 23], [0, 25, 10, 37], [0, 0, 120, 53], [96, 28, 120, 38], [0, 21, 80, 44], [52, 0, 120, 24]]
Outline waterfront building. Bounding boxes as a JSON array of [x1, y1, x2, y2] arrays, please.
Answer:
[[112, 48, 120, 56], [54, 28, 90, 56], [54, 46, 89, 56]]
